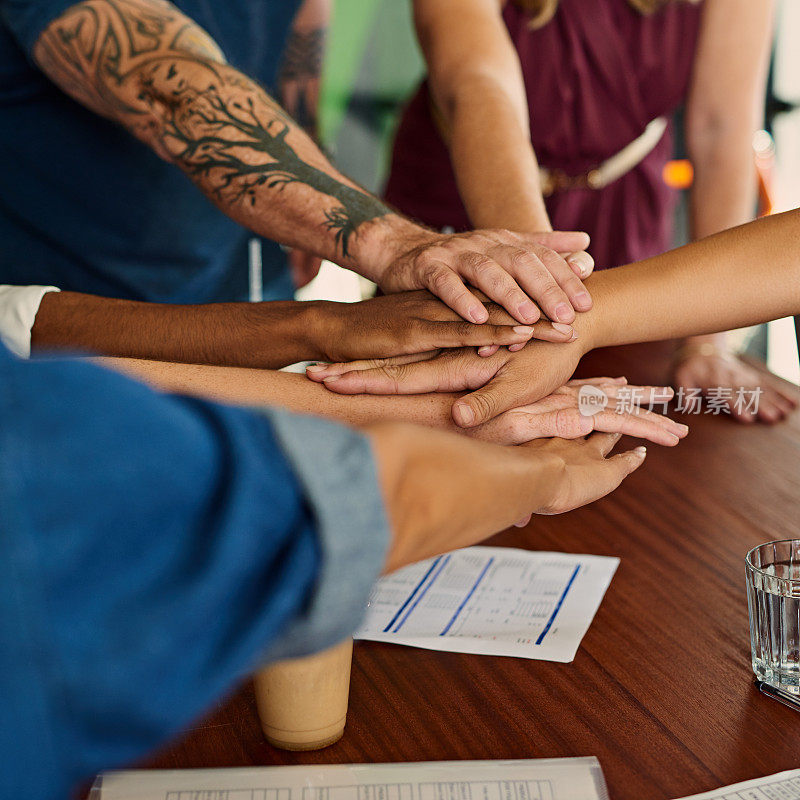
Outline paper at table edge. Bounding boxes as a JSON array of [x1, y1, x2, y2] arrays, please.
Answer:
[[673, 768, 800, 799], [92, 756, 610, 800]]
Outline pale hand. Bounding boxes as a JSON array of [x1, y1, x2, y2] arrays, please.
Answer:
[[512, 432, 648, 528], [306, 338, 586, 428], [376, 228, 594, 326], [470, 378, 688, 447]]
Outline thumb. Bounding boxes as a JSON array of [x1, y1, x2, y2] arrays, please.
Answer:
[[453, 372, 529, 428], [608, 446, 648, 484]]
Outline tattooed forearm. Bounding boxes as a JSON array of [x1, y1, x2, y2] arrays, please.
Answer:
[[33, 0, 389, 258], [278, 28, 326, 132]]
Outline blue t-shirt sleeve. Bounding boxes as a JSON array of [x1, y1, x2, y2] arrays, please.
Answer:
[[0, 349, 390, 796], [0, 0, 82, 53]]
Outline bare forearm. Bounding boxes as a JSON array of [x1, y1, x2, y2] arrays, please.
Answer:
[[95, 357, 463, 430], [447, 77, 550, 232], [689, 139, 757, 240], [581, 209, 800, 349], [684, 137, 758, 349], [32, 292, 321, 368]]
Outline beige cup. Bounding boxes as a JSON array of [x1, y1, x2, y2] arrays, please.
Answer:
[[253, 638, 353, 750]]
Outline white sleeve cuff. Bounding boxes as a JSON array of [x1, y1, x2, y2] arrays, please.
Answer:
[[0, 285, 61, 359]]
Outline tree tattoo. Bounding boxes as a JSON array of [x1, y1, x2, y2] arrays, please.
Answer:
[[34, 0, 390, 257]]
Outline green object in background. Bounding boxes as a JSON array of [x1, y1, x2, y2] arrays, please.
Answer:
[[318, 0, 383, 146], [320, 0, 425, 190]]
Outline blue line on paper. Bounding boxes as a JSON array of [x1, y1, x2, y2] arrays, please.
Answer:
[[535, 564, 580, 645], [392, 554, 451, 633], [383, 556, 443, 632], [440, 556, 495, 636]]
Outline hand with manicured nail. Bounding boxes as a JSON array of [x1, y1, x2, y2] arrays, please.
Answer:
[[306, 338, 586, 428], [307, 290, 575, 364], [370, 423, 648, 574], [374, 228, 593, 325], [519, 432, 648, 516]]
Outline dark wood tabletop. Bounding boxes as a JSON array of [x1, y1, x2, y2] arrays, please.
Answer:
[[140, 342, 800, 800]]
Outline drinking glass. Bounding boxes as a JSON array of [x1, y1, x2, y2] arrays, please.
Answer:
[[746, 540, 800, 694]]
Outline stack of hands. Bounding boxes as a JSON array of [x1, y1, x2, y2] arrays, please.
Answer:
[[296, 228, 689, 520], [307, 229, 686, 444]]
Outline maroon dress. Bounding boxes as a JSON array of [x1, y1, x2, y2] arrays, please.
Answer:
[[384, 0, 704, 268]]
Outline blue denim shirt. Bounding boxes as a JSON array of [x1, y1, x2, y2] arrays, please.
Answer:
[[0, 344, 390, 798], [0, 0, 300, 302]]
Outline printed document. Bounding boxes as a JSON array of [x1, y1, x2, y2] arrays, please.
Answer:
[[93, 757, 609, 800], [675, 769, 800, 799], [355, 547, 619, 662]]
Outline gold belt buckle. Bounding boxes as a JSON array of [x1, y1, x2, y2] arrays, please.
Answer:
[[541, 168, 595, 197]]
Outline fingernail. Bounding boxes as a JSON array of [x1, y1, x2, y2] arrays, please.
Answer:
[[517, 300, 538, 321], [567, 257, 584, 276], [478, 346, 493, 356], [554, 303, 572, 322], [306, 364, 328, 373], [323, 375, 340, 383], [569, 332, 579, 341], [574, 291, 592, 310], [675, 423, 689, 434], [508, 343, 525, 352], [512, 325, 534, 337], [551, 322, 573, 335], [454, 403, 475, 427], [469, 305, 489, 323], [635, 446, 647, 457]]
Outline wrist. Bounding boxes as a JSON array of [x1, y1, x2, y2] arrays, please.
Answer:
[[569, 273, 607, 354], [242, 300, 328, 366], [567, 307, 599, 356], [303, 300, 350, 362], [350, 213, 434, 283]]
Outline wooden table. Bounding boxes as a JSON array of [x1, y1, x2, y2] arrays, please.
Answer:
[[141, 342, 800, 800]]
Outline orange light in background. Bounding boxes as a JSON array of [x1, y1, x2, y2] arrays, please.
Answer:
[[662, 131, 776, 217], [753, 129, 776, 217], [662, 159, 694, 190]]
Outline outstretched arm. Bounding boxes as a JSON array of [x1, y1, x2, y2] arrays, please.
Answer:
[[414, 0, 550, 234], [31, 290, 558, 367], [310, 208, 800, 424], [581, 209, 800, 348], [412, 0, 592, 279], [30, 0, 590, 324], [98, 357, 686, 447]]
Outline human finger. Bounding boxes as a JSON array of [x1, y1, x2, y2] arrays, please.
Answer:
[[564, 250, 595, 280], [306, 351, 437, 382], [420, 259, 490, 323], [457, 250, 544, 324], [591, 408, 685, 446], [453, 369, 532, 428], [320, 351, 502, 396], [513, 230, 591, 254]]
